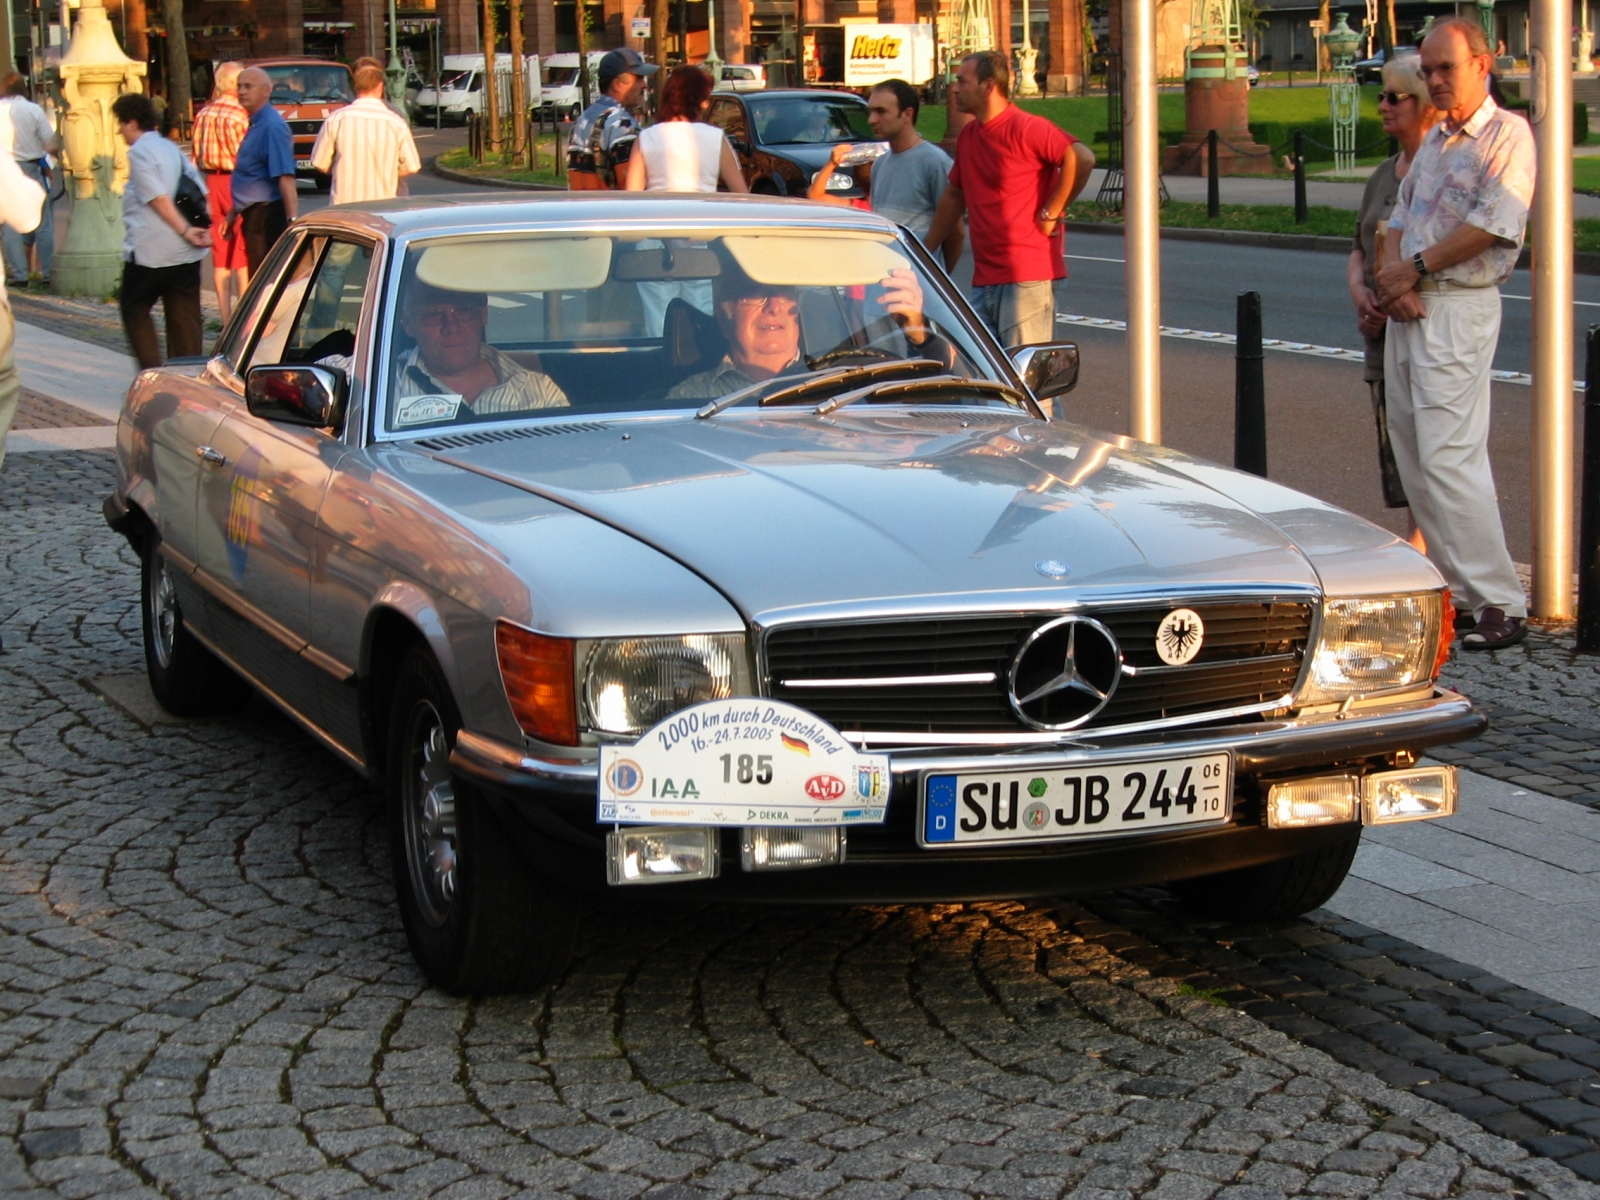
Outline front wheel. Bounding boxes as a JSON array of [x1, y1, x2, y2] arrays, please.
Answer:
[[1166, 829, 1361, 920], [387, 646, 577, 994], [140, 539, 249, 716]]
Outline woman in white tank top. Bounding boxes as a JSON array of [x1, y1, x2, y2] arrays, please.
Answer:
[[624, 65, 747, 194]]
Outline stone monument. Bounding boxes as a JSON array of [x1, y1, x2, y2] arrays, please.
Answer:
[[1162, 0, 1273, 176], [52, 0, 145, 297]]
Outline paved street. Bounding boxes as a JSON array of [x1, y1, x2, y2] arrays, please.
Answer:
[[9, 168, 1600, 1199]]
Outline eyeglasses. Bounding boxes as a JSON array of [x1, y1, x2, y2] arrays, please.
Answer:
[[1378, 90, 1416, 105], [1421, 59, 1475, 77], [731, 295, 798, 310], [411, 304, 483, 327]]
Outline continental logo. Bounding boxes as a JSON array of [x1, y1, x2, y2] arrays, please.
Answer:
[[850, 34, 903, 59]]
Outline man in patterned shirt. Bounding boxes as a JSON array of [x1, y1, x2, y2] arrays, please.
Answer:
[[1375, 15, 1534, 650], [388, 280, 567, 429], [190, 62, 250, 320], [566, 48, 655, 191]]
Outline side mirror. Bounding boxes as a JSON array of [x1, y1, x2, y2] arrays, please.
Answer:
[[245, 364, 346, 429], [1010, 342, 1080, 405]]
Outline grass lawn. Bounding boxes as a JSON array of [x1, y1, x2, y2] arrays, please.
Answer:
[[1574, 156, 1600, 193], [1067, 200, 1357, 239], [915, 85, 1381, 147], [438, 145, 563, 187]]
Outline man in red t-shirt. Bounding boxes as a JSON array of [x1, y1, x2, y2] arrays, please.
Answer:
[[926, 52, 1095, 355]]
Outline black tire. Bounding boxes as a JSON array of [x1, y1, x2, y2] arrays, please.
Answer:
[[1167, 829, 1361, 920], [140, 539, 250, 717], [387, 646, 577, 994]]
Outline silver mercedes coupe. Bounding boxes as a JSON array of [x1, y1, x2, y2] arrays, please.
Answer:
[[106, 195, 1484, 993]]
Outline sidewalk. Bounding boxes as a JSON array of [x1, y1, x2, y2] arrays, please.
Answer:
[[5, 318, 132, 453]]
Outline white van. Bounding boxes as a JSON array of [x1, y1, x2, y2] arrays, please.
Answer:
[[535, 51, 608, 120], [412, 54, 542, 124]]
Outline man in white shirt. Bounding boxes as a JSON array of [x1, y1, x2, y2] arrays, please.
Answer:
[[0, 92, 43, 470], [308, 64, 420, 206], [111, 93, 211, 369], [0, 73, 57, 288]]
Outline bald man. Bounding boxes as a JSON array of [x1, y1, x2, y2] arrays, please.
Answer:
[[232, 66, 298, 272]]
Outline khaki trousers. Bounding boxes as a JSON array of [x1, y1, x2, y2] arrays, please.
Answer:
[[1383, 284, 1525, 619], [0, 289, 17, 472]]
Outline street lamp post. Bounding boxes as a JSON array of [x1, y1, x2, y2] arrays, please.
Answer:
[[705, 0, 722, 69], [386, 0, 405, 104], [1015, 0, 1039, 96]]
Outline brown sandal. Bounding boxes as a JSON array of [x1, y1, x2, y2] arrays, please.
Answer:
[[1461, 607, 1527, 651]]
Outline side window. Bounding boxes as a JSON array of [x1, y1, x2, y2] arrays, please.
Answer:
[[216, 231, 307, 368], [243, 236, 328, 370], [709, 99, 746, 143], [283, 241, 375, 363]]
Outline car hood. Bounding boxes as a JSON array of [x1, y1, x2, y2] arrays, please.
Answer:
[[416, 410, 1431, 626]]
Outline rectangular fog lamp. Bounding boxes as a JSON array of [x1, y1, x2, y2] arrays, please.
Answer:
[[606, 826, 720, 885], [740, 826, 847, 872], [1266, 776, 1360, 829], [1363, 766, 1457, 825]]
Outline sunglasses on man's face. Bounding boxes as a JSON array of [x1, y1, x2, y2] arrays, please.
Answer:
[[1378, 90, 1416, 105]]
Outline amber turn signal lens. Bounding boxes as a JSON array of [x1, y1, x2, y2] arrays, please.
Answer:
[[1434, 588, 1453, 679], [495, 621, 578, 746]]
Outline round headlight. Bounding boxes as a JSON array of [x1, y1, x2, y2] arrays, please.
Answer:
[[582, 635, 748, 735]]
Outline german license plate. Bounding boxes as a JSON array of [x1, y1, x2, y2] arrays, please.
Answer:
[[919, 752, 1232, 848]]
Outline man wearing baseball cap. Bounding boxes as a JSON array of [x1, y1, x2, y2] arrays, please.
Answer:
[[568, 48, 658, 191]]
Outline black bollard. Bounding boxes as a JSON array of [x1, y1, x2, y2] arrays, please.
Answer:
[[1579, 326, 1600, 649], [1235, 291, 1268, 477], [1207, 130, 1220, 219], [1293, 131, 1308, 225]]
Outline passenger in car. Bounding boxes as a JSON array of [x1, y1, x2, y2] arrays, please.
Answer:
[[666, 269, 931, 401], [392, 280, 568, 424]]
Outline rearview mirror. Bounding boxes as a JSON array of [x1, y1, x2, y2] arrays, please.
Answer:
[[1010, 342, 1080, 405], [246, 364, 346, 429]]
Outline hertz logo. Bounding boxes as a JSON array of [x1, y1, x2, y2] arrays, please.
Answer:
[[850, 34, 903, 58]]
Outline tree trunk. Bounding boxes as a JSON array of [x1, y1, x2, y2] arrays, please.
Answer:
[[482, 0, 501, 154], [1317, 0, 1330, 71], [162, 0, 191, 132], [509, 0, 526, 159], [125, 0, 148, 65]]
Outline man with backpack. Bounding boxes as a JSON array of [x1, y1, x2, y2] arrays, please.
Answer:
[[567, 49, 656, 191]]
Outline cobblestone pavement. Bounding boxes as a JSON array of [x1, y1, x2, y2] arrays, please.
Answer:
[[5, 453, 1600, 1200], [7, 289, 224, 358]]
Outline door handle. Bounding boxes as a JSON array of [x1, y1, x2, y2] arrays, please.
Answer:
[[197, 446, 226, 467]]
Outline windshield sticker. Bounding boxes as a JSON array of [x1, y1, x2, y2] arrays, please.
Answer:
[[395, 393, 462, 427]]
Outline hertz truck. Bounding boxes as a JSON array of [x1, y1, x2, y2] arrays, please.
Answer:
[[842, 24, 936, 88]]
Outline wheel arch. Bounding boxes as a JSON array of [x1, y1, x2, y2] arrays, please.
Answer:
[[359, 584, 461, 782]]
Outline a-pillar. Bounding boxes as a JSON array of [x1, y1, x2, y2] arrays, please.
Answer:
[[1046, 0, 1083, 94], [441, 0, 481, 53], [253, 0, 304, 55]]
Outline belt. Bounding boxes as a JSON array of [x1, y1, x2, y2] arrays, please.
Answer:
[[1416, 278, 1496, 293], [203, 168, 232, 176]]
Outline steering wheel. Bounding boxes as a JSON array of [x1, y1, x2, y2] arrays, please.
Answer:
[[807, 344, 905, 370]]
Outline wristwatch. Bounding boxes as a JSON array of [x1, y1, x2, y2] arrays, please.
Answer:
[[1037, 208, 1060, 222], [1412, 251, 1429, 278]]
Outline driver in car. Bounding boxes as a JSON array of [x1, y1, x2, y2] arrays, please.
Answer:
[[392, 280, 568, 425], [666, 269, 930, 402]]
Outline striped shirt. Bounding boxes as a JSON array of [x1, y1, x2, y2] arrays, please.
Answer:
[[392, 344, 568, 427], [190, 94, 249, 172], [308, 96, 421, 206]]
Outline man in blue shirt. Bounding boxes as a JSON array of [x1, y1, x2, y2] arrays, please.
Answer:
[[232, 67, 298, 272]]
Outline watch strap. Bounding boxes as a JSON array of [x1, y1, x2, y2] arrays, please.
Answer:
[[1412, 251, 1429, 278]]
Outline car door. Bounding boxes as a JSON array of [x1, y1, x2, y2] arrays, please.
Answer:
[[193, 233, 376, 727]]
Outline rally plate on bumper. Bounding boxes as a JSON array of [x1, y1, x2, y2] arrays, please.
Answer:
[[919, 751, 1233, 848]]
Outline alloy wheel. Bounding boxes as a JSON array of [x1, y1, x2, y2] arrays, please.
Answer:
[[402, 703, 459, 929]]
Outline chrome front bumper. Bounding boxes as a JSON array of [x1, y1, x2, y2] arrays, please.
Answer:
[[452, 689, 1485, 801]]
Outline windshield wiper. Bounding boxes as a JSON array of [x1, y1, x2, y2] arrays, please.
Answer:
[[693, 358, 944, 419], [814, 375, 1027, 416]]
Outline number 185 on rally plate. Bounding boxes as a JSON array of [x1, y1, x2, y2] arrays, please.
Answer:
[[919, 752, 1232, 847]]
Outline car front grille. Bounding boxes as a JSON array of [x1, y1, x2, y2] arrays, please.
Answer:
[[763, 601, 1313, 736]]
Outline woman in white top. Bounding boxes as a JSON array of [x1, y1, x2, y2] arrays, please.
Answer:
[[624, 65, 747, 194]]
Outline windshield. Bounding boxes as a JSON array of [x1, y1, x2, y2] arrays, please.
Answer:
[[377, 229, 1009, 435], [439, 70, 477, 91], [264, 64, 355, 104], [748, 95, 871, 144], [543, 66, 579, 87]]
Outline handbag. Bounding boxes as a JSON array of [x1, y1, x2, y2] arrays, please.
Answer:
[[173, 165, 212, 229]]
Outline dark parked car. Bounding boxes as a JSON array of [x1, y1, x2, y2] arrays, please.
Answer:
[[707, 88, 875, 195]]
